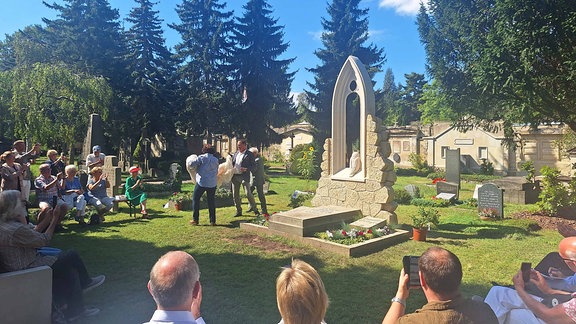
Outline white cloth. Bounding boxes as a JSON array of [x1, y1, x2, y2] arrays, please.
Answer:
[[234, 151, 245, 174], [143, 310, 205, 324], [484, 286, 546, 324], [186, 154, 198, 185], [217, 155, 234, 187]]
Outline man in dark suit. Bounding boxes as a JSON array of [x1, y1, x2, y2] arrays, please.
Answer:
[[231, 139, 258, 216]]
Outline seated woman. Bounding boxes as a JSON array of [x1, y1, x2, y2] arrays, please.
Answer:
[[0, 190, 105, 321], [0, 151, 24, 197], [125, 166, 149, 218], [61, 165, 87, 225], [276, 259, 329, 324], [86, 166, 114, 222]]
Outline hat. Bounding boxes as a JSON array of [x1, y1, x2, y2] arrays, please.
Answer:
[[92, 145, 101, 152], [129, 166, 140, 173]]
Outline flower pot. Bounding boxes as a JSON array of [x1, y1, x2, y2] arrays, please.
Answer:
[[412, 227, 428, 242], [174, 203, 181, 211]]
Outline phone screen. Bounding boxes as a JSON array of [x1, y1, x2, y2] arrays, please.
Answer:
[[521, 262, 532, 283], [403, 255, 421, 288]]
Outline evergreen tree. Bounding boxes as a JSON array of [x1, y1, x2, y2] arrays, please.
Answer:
[[306, 0, 385, 142], [42, 0, 128, 89], [376, 67, 400, 125], [170, 0, 237, 138], [233, 0, 297, 148], [125, 0, 176, 143], [396, 72, 426, 125]]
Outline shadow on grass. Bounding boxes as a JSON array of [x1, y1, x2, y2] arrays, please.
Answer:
[[436, 222, 540, 240]]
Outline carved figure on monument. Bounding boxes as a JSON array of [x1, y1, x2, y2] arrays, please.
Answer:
[[349, 151, 361, 177]]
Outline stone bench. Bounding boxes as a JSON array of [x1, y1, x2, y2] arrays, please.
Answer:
[[0, 266, 53, 323]]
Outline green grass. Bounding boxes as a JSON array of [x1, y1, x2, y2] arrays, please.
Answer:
[[46, 169, 563, 324]]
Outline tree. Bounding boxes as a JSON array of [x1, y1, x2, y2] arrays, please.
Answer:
[[170, 0, 237, 138], [418, 80, 457, 125], [124, 0, 176, 144], [233, 0, 297, 148], [306, 0, 385, 143], [376, 68, 400, 125], [0, 25, 53, 71], [42, 0, 128, 89], [418, 0, 576, 135], [396, 72, 426, 126], [9, 63, 112, 158]]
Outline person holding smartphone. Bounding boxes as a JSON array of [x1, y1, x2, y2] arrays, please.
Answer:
[[382, 247, 497, 324]]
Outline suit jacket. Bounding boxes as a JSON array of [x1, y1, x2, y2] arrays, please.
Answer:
[[232, 150, 255, 182]]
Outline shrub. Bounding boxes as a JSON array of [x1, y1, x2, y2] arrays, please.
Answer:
[[410, 207, 440, 229], [408, 153, 434, 175], [537, 166, 570, 215], [520, 161, 536, 183], [297, 146, 317, 180], [427, 171, 446, 180], [394, 188, 413, 205], [411, 197, 452, 207], [288, 191, 313, 208], [479, 159, 494, 175]]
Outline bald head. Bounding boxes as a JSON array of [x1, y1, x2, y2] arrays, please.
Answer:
[[419, 247, 462, 295], [559, 237, 576, 259], [149, 251, 200, 310]]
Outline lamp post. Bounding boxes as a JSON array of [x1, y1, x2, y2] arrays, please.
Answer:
[[290, 132, 295, 150]]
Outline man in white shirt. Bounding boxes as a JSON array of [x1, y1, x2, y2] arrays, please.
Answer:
[[231, 139, 258, 216], [86, 145, 106, 171], [144, 251, 205, 324]]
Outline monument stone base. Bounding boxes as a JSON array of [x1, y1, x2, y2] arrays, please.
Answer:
[[268, 206, 362, 237]]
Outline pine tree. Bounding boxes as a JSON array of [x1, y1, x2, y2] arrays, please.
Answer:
[[233, 0, 297, 148], [376, 68, 400, 125], [169, 0, 236, 137], [42, 0, 128, 88], [125, 0, 176, 141], [306, 0, 385, 142]]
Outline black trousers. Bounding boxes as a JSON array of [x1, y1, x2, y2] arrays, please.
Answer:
[[51, 250, 90, 316]]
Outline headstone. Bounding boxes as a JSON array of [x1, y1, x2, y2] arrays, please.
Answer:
[[268, 206, 362, 237], [445, 148, 461, 187], [477, 183, 504, 218], [393, 153, 401, 163], [404, 184, 420, 198], [436, 181, 459, 199], [102, 156, 122, 212]]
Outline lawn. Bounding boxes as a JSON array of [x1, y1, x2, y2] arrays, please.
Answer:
[[47, 168, 562, 324]]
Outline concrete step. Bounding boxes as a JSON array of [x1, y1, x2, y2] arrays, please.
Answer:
[[269, 206, 362, 237]]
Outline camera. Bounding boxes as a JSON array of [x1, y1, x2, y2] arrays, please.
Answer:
[[403, 255, 421, 288]]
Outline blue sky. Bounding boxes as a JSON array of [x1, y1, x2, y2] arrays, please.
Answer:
[[0, 0, 426, 94]]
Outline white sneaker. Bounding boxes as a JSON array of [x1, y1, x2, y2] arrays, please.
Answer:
[[83, 275, 105, 293]]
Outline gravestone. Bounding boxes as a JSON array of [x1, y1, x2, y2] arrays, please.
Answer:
[[169, 163, 180, 180], [445, 148, 461, 190], [436, 181, 459, 199], [81, 114, 106, 165], [268, 206, 362, 237], [102, 156, 122, 212], [404, 184, 420, 198], [478, 183, 504, 218]]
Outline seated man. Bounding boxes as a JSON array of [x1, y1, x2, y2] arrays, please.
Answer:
[[144, 251, 204, 324], [45, 149, 66, 176], [34, 163, 67, 225], [86, 166, 114, 222], [382, 247, 498, 324], [0, 190, 105, 321], [485, 237, 576, 323]]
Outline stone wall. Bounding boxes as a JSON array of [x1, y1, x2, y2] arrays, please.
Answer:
[[311, 114, 398, 223]]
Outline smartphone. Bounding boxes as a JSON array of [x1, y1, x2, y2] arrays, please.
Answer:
[[403, 255, 421, 288], [521, 262, 532, 283]]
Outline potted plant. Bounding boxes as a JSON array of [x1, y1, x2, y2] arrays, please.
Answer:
[[410, 207, 440, 241], [169, 192, 190, 211]]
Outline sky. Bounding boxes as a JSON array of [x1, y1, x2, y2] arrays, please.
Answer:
[[0, 0, 426, 95]]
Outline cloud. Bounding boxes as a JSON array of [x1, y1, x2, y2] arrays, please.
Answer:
[[368, 29, 389, 41], [308, 31, 323, 41], [378, 0, 422, 16]]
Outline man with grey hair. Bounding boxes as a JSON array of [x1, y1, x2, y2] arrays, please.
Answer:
[[145, 251, 205, 324]]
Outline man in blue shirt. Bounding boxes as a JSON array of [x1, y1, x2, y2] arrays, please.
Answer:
[[188, 144, 219, 226]]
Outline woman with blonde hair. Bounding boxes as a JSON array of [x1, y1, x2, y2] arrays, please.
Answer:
[[276, 259, 329, 324]]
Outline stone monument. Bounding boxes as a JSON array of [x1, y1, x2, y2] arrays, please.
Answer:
[[311, 56, 397, 223], [82, 114, 106, 164]]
